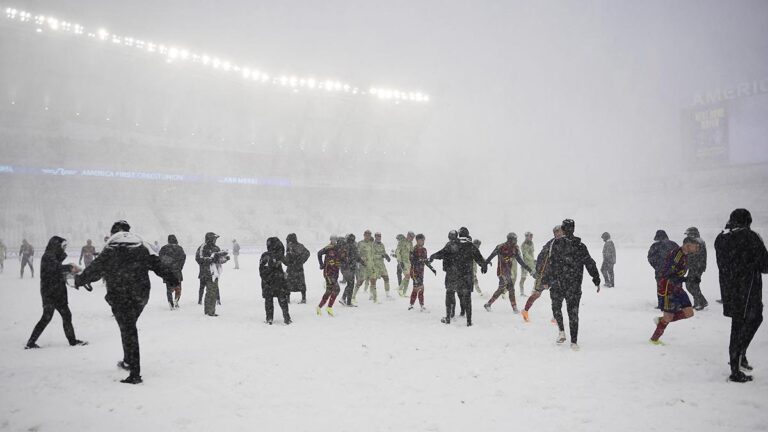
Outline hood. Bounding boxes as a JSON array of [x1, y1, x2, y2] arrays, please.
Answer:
[[346, 234, 356, 243], [287, 233, 298, 244], [45, 236, 67, 262], [654, 230, 669, 241], [685, 227, 700, 238], [107, 231, 155, 255], [396, 234, 406, 241], [458, 227, 470, 238], [205, 232, 219, 244], [266, 237, 285, 257], [601, 232, 611, 240], [168, 234, 178, 245], [726, 208, 752, 230]]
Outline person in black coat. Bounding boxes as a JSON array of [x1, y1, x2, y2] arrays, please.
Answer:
[[159, 234, 186, 310], [430, 230, 460, 322], [283, 233, 310, 304], [260, 237, 291, 325], [340, 233, 364, 306], [196, 232, 221, 310], [430, 227, 487, 326], [715, 209, 768, 383], [541, 219, 600, 349], [75, 220, 179, 384], [25, 236, 86, 349]]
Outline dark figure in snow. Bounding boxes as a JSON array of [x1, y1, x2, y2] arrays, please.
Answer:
[[394, 234, 405, 286], [430, 230, 460, 321], [472, 239, 484, 296], [483, 233, 534, 314], [601, 232, 616, 288], [79, 239, 97, 268], [159, 235, 186, 310], [431, 227, 487, 326], [685, 227, 709, 310], [260, 237, 291, 325], [522, 225, 563, 322], [648, 230, 679, 308], [196, 232, 221, 309], [284, 233, 310, 304], [408, 234, 436, 310], [75, 220, 179, 384], [340, 234, 363, 306], [0, 239, 7, 273], [715, 209, 768, 383], [541, 219, 600, 350], [25, 236, 86, 349], [649, 237, 700, 346], [317, 236, 344, 316], [232, 239, 241, 270], [19, 239, 34, 278]]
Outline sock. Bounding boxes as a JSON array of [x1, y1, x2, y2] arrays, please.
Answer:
[[328, 292, 338, 307], [651, 320, 669, 341], [318, 292, 330, 308], [671, 311, 687, 322]]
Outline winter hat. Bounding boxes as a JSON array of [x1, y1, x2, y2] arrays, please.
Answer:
[[111, 220, 131, 235], [346, 233, 356, 243], [507, 232, 518, 243], [287, 233, 298, 244], [448, 230, 458, 241], [561, 219, 575, 235], [407, 231, 415, 239], [685, 227, 700, 238], [168, 234, 178, 244], [653, 230, 668, 241], [601, 232, 611, 240], [396, 234, 405, 241], [205, 232, 219, 243], [726, 208, 752, 229], [458, 227, 470, 238]]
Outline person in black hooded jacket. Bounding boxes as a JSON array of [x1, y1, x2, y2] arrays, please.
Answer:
[[283, 233, 310, 304], [75, 220, 178, 384], [25, 236, 86, 349], [648, 230, 679, 281], [260, 237, 291, 325], [715, 209, 768, 383], [196, 232, 221, 311], [340, 233, 364, 306], [159, 234, 186, 310], [541, 219, 600, 349]]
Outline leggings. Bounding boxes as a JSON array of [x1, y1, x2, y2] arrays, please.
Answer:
[[551, 289, 582, 344], [28, 304, 77, 345]]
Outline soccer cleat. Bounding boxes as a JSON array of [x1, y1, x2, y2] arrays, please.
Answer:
[[556, 331, 566, 344], [649, 339, 665, 346], [70, 340, 88, 347], [740, 357, 753, 371], [284, 319, 292, 325], [420, 306, 426, 312], [24, 342, 41, 350], [570, 343, 580, 351], [512, 306, 520, 314], [266, 319, 273, 325], [467, 321, 473, 327], [316, 307, 322, 316], [484, 304, 491, 312], [326, 307, 335, 317], [441, 317, 450, 324], [522, 310, 530, 322], [120, 374, 143, 385], [728, 371, 753, 383], [408, 305, 414, 311]]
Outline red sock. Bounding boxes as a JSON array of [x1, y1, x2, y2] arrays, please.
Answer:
[[524, 291, 540, 311], [410, 289, 418, 305], [488, 291, 501, 305], [328, 292, 338, 307], [651, 320, 669, 341], [671, 311, 687, 322], [318, 292, 330, 308], [418, 290, 424, 306]]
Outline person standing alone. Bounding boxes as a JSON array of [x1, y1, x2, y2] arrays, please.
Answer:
[[232, 239, 241, 270], [685, 227, 708, 310], [601, 232, 616, 288], [159, 235, 186, 310], [19, 239, 34, 278]]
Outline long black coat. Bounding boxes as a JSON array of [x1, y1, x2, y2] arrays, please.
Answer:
[[687, 240, 707, 276], [76, 232, 178, 307], [261, 237, 288, 298], [647, 239, 679, 277], [283, 238, 309, 292], [40, 236, 75, 307], [431, 237, 484, 293], [542, 235, 599, 293], [715, 228, 768, 318], [196, 236, 221, 280]]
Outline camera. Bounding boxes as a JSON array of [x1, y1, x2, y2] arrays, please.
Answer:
[[213, 250, 231, 264]]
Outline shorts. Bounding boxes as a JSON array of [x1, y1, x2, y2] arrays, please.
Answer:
[[657, 292, 692, 313]]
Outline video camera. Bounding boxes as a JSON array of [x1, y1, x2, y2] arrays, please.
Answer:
[[213, 250, 231, 264]]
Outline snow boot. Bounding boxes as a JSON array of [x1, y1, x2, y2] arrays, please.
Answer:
[[441, 317, 450, 324], [484, 303, 491, 312], [24, 342, 40, 350], [120, 374, 143, 385], [570, 343, 580, 351], [729, 371, 753, 383], [70, 340, 88, 347]]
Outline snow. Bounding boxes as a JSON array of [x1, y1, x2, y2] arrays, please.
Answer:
[[0, 247, 766, 432]]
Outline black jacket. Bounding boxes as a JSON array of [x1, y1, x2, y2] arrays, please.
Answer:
[[159, 236, 186, 283], [40, 236, 75, 306], [715, 228, 768, 318], [431, 237, 485, 293], [196, 233, 221, 280], [260, 237, 288, 298], [283, 234, 310, 276], [542, 235, 599, 292], [687, 239, 707, 276], [76, 232, 178, 307], [647, 238, 679, 276]]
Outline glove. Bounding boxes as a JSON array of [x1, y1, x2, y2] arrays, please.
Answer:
[[481, 265, 488, 274], [530, 272, 538, 280], [688, 276, 701, 284], [592, 276, 601, 287], [385, 255, 391, 262], [431, 268, 437, 275], [319, 264, 325, 270]]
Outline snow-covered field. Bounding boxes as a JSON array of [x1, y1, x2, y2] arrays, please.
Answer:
[[0, 247, 765, 432]]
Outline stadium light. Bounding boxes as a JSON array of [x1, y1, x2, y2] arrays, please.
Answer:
[[2, 7, 431, 103]]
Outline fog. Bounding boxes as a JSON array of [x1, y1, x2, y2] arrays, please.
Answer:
[[1, 0, 767, 251]]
